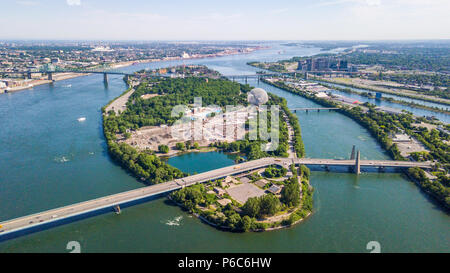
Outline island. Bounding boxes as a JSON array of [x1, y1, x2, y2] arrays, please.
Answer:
[[101, 65, 313, 231]]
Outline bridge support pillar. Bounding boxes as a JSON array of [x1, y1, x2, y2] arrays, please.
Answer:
[[355, 150, 361, 175], [103, 73, 108, 84], [48, 72, 53, 81], [245, 76, 247, 84]]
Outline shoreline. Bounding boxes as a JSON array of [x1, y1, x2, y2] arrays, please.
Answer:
[[262, 78, 449, 211], [1, 47, 265, 95], [247, 62, 450, 107]]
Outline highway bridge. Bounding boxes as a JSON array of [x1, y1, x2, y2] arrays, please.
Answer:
[[0, 156, 432, 241], [0, 68, 368, 86], [0, 68, 293, 84]]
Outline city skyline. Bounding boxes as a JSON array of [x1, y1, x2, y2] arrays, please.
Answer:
[[2, 0, 450, 40]]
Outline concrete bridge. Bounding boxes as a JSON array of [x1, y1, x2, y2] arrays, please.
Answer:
[[0, 69, 133, 84], [0, 69, 290, 85], [0, 156, 432, 241]]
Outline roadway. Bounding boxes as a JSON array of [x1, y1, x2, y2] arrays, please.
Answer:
[[0, 157, 431, 239]]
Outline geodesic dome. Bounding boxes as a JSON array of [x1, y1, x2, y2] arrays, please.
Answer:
[[247, 88, 269, 105]]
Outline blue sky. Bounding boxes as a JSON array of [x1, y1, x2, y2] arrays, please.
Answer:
[[2, 0, 449, 40]]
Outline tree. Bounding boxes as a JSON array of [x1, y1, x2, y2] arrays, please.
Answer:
[[258, 194, 281, 218], [242, 197, 260, 218], [193, 142, 200, 149], [176, 142, 186, 151], [281, 180, 300, 207], [240, 215, 253, 232], [158, 144, 169, 154]]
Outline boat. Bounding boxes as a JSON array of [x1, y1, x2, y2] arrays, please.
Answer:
[[77, 117, 86, 122], [114, 205, 121, 215]]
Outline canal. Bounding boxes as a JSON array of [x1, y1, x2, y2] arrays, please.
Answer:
[[0, 43, 448, 252], [318, 81, 450, 123]]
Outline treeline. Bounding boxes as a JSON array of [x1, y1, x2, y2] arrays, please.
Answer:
[[106, 141, 186, 184], [263, 79, 407, 160], [169, 165, 313, 232], [104, 77, 250, 137], [263, 78, 450, 210], [210, 94, 305, 159], [209, 94, 290, 160], [406, 127, 450, 165], [319, 82, 450, 115], [407, 167, 450, 210], [103, 77, 251, 185], [342, 48, 450, 72]]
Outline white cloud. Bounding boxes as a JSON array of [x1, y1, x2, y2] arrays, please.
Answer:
[[66, 0, 81, 6]]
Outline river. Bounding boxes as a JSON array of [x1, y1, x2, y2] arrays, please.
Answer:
[[0, 43, 448, 253], [318, 81, 450, 123]]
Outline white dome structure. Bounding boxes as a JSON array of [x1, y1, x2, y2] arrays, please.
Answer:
[[247, 88, 269, 105]]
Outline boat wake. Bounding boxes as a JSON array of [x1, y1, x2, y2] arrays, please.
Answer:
[[54, 155, 71, 163], [163, 216, 183, 226]]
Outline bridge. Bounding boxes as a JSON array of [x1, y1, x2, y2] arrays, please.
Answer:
[[290, 107, 340, 113], [0, 68, 294, 85], [0, 68, 368, 86], [0, 69, 133, 84], [0, 155, 432, 241]]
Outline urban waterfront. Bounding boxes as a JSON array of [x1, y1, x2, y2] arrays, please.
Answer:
[[0, 44, 449, 252]]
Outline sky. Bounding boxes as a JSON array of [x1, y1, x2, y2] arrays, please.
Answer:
[[1, 0, 449, 40]]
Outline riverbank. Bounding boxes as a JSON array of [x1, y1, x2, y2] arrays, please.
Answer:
[[1, 73, 90, 93], [1, 47, 264, 95], [314, 77, 450, 107], [318, 82, 450, 116], [168, 164, 314, 232], [261, 78, 449, 211]]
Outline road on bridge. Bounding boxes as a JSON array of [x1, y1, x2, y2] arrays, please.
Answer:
[[0, 157, 431, 239]]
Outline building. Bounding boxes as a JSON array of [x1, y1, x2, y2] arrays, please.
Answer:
[[213, 187, 226, 197], [338, 60, 348, 70], [312, 58, 329, 71], [267, 185, 282, 195], [217, 199, 232, 206]]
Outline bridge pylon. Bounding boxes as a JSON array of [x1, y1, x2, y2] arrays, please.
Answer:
[[103, 73, 108, 84], [47, 72, 53, 81], [355, 150, 361, 175]]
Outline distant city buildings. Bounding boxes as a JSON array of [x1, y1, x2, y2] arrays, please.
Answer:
[[298, 57, 357, 72]]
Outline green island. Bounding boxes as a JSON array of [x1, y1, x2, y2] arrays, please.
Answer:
[[101, 66, 313, 232], [261, 77, 450, 210]]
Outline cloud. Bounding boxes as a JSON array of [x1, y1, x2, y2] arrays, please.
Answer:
[[66, 0, 81, 6]]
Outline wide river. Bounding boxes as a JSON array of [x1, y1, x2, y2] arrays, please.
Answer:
[[0, 43, 449, 252]]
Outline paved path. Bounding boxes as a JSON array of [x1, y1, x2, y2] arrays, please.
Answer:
[[105, 87, 135, 115]]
